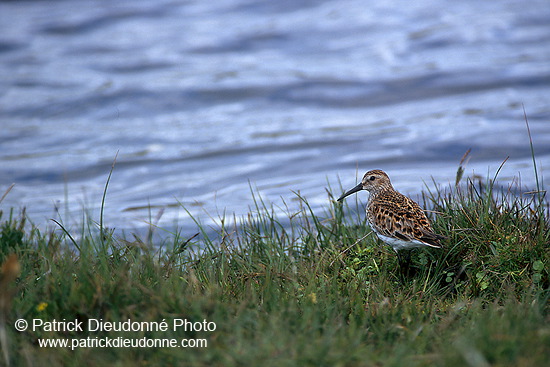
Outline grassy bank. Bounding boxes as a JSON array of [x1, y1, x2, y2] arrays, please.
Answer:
[[0, 162, 548, 366]]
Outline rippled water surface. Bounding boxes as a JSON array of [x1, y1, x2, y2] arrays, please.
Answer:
[[1, 0, 549, 235]]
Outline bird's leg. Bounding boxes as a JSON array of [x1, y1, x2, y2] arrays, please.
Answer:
[[397, 250, 414, 278], [396, 249, 411, 266]]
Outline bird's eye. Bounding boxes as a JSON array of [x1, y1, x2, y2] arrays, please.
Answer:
[[369, 176, 376, 181]]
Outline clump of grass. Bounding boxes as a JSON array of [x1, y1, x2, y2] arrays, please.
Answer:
[[417, 152, 549, 299], [0, 140, 549, 365]]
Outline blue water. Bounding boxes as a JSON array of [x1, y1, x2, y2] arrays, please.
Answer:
[[1, 0, 549, 236]]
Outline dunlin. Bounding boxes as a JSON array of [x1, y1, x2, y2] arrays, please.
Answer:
[[338, 170, 444, 253]]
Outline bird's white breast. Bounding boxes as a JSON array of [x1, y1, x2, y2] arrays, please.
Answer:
[[367, 219, 428, 252]]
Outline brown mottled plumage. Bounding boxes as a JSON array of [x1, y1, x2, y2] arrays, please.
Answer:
[[338, 170, 445, 252]]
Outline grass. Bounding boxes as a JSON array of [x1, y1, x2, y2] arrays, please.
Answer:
[[0, 154, 549, 366]]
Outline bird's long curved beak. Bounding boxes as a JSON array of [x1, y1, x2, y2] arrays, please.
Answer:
[[337, 183, 363, 202]]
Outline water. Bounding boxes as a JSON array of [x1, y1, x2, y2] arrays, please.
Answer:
[[1, 0, 549, 236]]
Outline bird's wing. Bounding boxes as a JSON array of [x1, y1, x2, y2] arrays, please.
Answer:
[[369, 193, 443, 248]]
